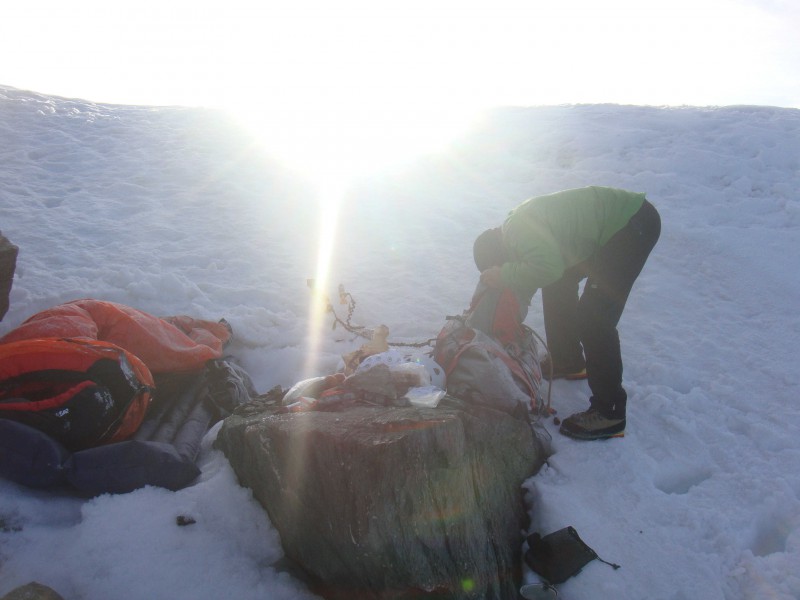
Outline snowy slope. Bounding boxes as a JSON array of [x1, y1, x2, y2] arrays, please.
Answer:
[[1, 85, 799, 599]]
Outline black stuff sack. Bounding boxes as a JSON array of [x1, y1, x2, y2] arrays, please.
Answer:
[[524, 526, 621, 585]]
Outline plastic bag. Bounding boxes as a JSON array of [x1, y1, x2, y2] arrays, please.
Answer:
[[355, 349, 446, 389], [404, 386, 446, 408]]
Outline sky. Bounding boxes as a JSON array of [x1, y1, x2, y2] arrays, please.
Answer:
[[1, 85, 799, 600], [2, 0, 799, 181]]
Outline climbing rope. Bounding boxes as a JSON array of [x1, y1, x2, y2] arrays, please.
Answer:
[[316, 282, 437, 349], [529, 327, 554, 415]]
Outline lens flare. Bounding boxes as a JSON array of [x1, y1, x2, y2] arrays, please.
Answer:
[[303, 178, 344, 378]]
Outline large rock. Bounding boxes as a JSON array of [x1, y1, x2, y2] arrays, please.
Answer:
[[1, 582, 65, 600], [215, 399, 547, 599]]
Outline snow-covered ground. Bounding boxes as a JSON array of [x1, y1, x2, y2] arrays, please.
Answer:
[[1, 85, 799, 599]]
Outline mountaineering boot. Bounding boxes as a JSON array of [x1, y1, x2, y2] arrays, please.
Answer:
[[559, 408, 625, 440], [540, 356, 587, 381]]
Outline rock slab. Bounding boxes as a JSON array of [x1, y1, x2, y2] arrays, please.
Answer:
[[216, 402, 545, 599], [1, 582, 64, 600], [0, 232, 18, 321]]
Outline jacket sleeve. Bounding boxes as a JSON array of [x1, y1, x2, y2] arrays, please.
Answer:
[[499, 219, 566, 295]]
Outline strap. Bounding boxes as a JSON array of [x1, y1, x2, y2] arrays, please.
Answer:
[[567, 527, 621, 571]]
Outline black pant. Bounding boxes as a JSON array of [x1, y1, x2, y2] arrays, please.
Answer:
[[542, 200, 661, 417]]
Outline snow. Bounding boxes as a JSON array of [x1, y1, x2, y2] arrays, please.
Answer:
[[1, 84, 800, 600]]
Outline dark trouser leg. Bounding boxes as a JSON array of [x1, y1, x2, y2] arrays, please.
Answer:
[[542, 268, 585, 371], [578, 200, 661, 418]]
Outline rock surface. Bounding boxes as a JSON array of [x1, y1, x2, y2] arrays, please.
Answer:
[[0, 232, 18, 321], [0, 582, 65, 600], [216, 399, 547, 599]]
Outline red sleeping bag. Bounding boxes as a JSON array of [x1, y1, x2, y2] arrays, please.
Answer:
[[0, 299, 231, 373]]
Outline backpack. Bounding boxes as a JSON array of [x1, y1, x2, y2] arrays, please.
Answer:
[[0, 337, 154, 451], [433, 283, 543, 415]]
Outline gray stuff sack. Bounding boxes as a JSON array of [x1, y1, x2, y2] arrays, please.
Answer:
[[433, 282, 544, 415]]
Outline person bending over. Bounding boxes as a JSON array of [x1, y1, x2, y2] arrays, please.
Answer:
[[473, 186, 661, 440]]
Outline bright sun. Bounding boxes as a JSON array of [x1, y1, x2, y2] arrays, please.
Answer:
[[231, 102, 479, 189], [215, 2, 497, 187]]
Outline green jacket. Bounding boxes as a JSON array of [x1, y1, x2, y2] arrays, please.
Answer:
[[500, 186, 646, 296]]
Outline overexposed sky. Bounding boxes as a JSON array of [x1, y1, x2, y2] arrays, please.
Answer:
[[2, 0, 798, 176], [3, 0, 798, 110]]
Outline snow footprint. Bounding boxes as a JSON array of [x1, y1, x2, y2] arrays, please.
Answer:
[[748, 502, 800, 557], [653, 466, 713, 495]]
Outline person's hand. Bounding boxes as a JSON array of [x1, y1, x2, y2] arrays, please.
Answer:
[[480, 266, 503, 288]]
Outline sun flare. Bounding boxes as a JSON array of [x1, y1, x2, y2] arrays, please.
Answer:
[[227, 97, 479, 377], [232, 103, 478, 189], [303, 180, 344, 377]]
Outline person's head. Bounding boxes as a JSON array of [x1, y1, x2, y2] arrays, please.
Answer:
[[473, 227, 507, 272]]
